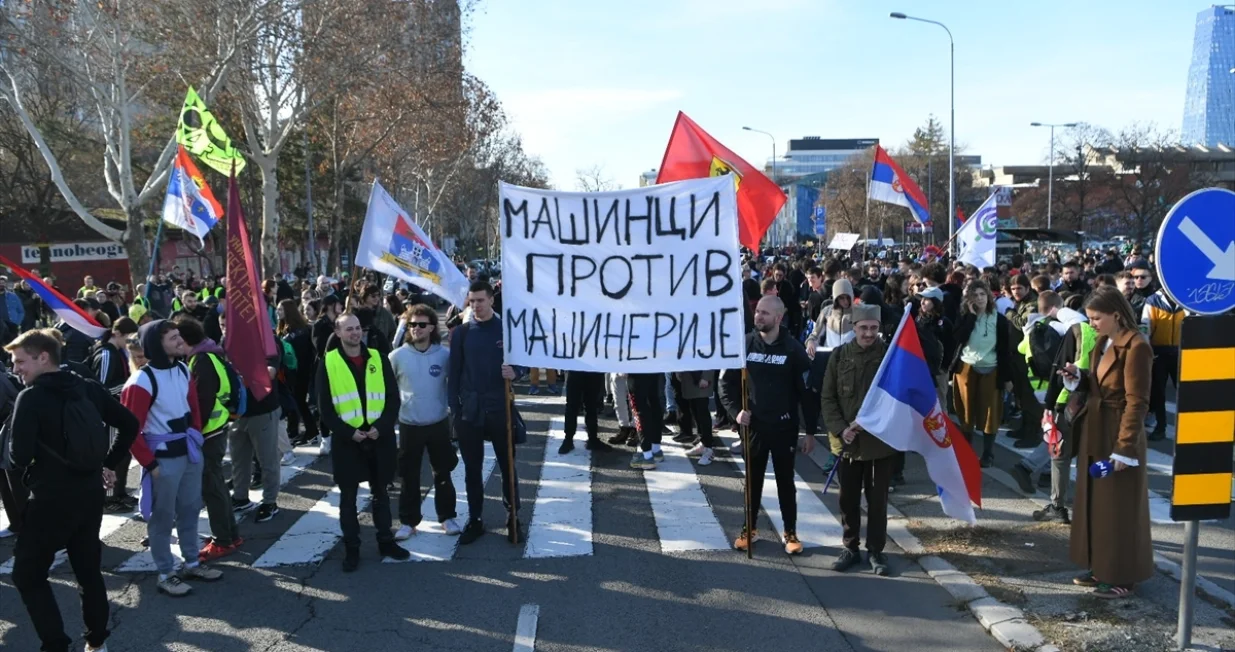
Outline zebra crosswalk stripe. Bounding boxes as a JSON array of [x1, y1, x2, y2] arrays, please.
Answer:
[[386, 443, 497, 563], [524, 419, 592, 559]]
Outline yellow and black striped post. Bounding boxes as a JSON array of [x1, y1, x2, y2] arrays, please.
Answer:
[[1170, 314, 1235, 523]]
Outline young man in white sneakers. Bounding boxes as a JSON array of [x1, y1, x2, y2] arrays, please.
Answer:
[[719, 296, 816, 555], [122, 320, 223, 597], [388, 304, 463, 541]]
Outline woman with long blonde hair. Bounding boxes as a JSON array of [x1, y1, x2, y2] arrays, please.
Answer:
[[948, 281, 1015, 467]]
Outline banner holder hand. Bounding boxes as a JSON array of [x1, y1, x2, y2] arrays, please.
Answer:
[[505, 376, 518, 546], [741, 368, 753, 560]]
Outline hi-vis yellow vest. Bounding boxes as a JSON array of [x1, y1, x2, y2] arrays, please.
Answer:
[[1056, 323, 1097, 406], [190, 352, 232, 434], [324, 348, 385, 428]]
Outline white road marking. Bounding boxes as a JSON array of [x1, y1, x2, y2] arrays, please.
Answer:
[[253, 483, 372, 568], [386, 445, 497, 563], [115, 452, 316, 572], [524, 420, 593, 559], [643, 438, 729, 553], [714, 430, 843, 548], [513, 603, 540, 652]]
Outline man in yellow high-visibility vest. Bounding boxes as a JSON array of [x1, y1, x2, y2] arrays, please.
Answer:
[[315, 312, 408, 571]]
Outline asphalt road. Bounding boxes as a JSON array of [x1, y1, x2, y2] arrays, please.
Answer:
[[0, 392, 1002, 652]]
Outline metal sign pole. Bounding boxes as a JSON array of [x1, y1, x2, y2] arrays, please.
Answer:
[[1176, 520, 1200, 649]]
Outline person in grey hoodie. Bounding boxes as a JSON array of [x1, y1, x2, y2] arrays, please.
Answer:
[[388, 303, 461, 541]]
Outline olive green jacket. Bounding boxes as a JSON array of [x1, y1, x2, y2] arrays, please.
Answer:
[[820, 338, 897, 461]]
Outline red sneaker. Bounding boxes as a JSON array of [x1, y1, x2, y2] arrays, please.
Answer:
[[198, 541, 237, 563]]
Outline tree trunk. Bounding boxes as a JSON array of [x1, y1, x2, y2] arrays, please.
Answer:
[[258, 152, 281, 278], [121, 211, 151, 292]]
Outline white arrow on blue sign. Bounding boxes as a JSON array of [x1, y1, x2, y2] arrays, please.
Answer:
[[1154, 187, 1235, 315]]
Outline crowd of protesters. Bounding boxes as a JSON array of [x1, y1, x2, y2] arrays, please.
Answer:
[[0, 238, 1192, 649]]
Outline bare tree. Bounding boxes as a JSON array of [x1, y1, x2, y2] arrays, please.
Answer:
[[1105, 123, 1200, 244], [234, 0, 415, 276], [0, 0, 266, 287], [575, 164, 620, 192]]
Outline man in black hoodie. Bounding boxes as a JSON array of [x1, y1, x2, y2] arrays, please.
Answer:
[[5, 329, 139, 652], [90, 316, 139, 512], [719, 296, 817, 555]]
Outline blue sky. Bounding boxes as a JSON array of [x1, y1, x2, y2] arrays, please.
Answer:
[[466, 0, 1199, 189]]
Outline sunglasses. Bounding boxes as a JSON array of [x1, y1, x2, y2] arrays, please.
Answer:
[[1132, 275, 1151, 280], [409, 322, 433, 329]]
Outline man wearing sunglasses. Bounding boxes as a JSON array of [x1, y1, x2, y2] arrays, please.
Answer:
[[388, 304, 462, 542]]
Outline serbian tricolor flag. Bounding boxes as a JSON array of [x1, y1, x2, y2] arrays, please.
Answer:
[[855, 311, 982, 523], [161, 144, 222, 245], [655, 112, 786, 251], [0, 254, 108, 338], [868, 144, 930, 224], [955, 205, 967, 229]]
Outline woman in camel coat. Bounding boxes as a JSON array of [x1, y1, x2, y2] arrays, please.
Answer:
[[1061, 286, 1154, 598]]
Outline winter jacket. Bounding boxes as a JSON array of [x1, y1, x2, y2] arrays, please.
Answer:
[[949, 311, 1016, 385], [315, 338, 399, 486], [807, 279, 855, 349], [57, 321, 95, 365], [675, 370, 717, 401], [120, 320, 202, 470], [820, 337, 896, 461], [448, 316, 511, 425], [8, 369, 139, 496], [1, 290, 24, 327], [719, 328, 815, 437], [89, 340, 129, 395]]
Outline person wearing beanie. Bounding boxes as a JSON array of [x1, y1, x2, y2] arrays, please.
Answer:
[[821, 302, 896, 576], [805, 278, 855, 357]]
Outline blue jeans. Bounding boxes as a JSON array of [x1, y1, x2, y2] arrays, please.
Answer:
[[663, 373, 677, 412], [147, 454, 203, 575]]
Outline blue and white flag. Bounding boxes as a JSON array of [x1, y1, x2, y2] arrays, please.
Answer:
[[956, 193, 998, 269]]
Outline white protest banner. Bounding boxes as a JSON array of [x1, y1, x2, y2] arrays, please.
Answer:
[[828, 233, 860, 251], [499, 176, 745, 373]]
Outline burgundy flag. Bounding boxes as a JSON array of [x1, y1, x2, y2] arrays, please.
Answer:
[[224, 172, 277, 400]]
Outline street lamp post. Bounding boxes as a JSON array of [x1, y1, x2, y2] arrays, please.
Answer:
[[1030, 121, 1079, 229], [743, 126, 778, 243], [891, 12, 955, 254]]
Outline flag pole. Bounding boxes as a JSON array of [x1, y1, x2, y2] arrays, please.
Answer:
[[505, 378, 518, 546], [741, 368, 753, 560], [144, 218, 166, 303]]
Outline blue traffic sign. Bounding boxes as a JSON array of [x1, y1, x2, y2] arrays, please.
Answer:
[[1155, 188, 1235, 315], [814, 219, 826, 236], [815, 205, 825, 219]]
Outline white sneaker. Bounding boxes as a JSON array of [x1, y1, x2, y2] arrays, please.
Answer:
[[85, 644, 108, 652], [729, 440, 743, 455], [442, 518, 464, 536], [686, 443, 706, 457], [319, 437, 332, 456], [0, 528, 13, 539], [280, 451, 295, 466], [697, 448, 715, 466], [394, 525, 414, 541]]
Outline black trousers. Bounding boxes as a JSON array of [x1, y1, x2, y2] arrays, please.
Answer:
[[1150, 346, 1179, 426], [678, 397, 716, 448], [564, 371, 604, 442], [12, 491, 110, 652], [287, 372, 318, 440], [748, 431, 797, 533], [0, 467, 29, 534], [838, 456, 894, 554], [398, 420, 458, 527], [629, 373, 665, 452], [107, 427, 131, 498], [338, 454, 393, 549], [458, 413, 519, 521]]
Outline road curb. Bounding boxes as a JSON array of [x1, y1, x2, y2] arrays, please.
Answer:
[[802, 444, 1053, 652]]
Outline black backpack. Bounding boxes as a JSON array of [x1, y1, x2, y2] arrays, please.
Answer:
[[38, 382, 110, 474], [1028, 319, 1064, 381]]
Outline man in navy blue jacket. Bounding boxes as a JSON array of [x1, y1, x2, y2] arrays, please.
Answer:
[[448, 281, 519, 545]]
